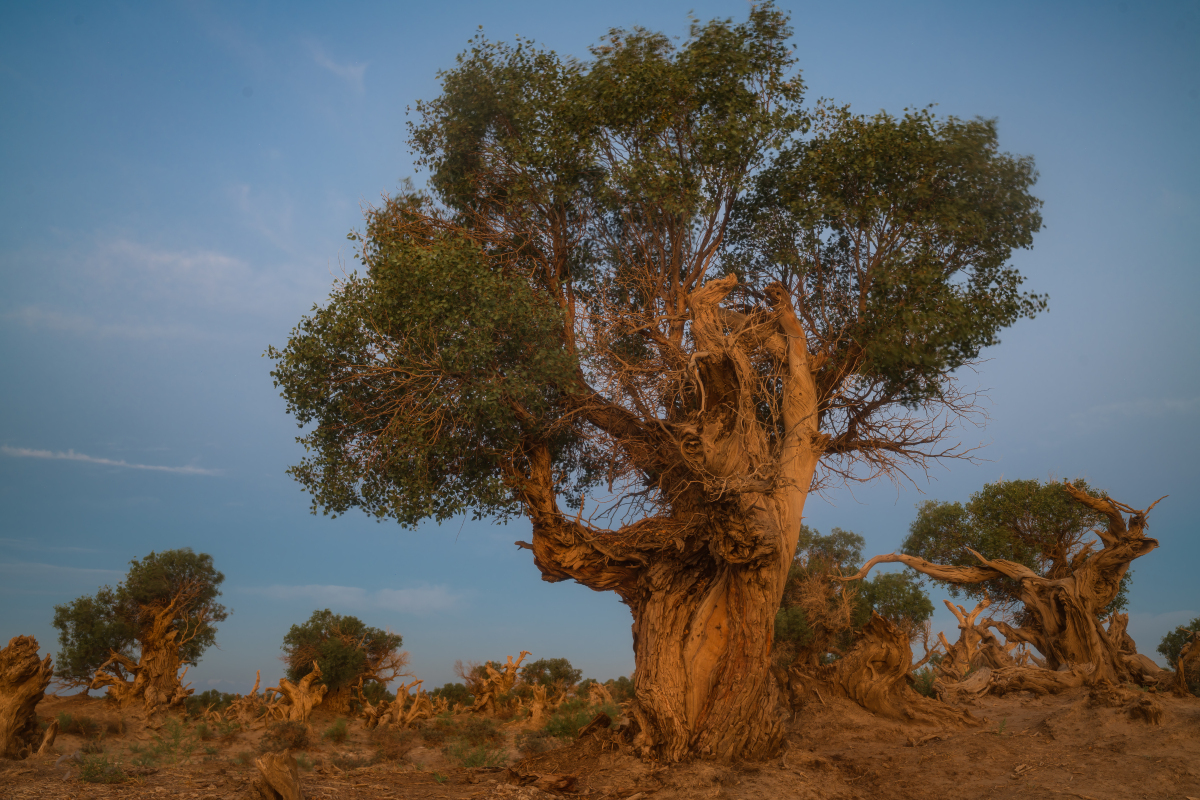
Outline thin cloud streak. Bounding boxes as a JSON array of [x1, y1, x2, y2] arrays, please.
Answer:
[[245, 584, 462, 614], [307, 42, 366, 93], [2, 446, 220, 476]]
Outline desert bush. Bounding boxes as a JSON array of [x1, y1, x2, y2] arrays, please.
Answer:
[[515, 729, 557, 756], [185, 689, 237, 718], [605, 676, 634, 703], [430, 682, 473, 708], [322, 718, 349, 744], [57, 712, 100, 738], [232, 750, 254, 766], [333, 752, 376, 769], [81, 739, 106, 755], [541, 700, 618, 740], [294, 753, 314, 771], [261, 720, 310, 752], [911, 667, 938, 698], [444, 741, 506, 768], [520, 657, 582, 690], [79, 755, 126, 783], [372, 726, 418, 762]]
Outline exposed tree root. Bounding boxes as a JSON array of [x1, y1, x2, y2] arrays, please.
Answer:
[[782, 614, 977, 727], [0, 636, 53, 759]]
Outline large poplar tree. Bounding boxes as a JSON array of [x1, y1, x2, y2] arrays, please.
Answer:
[[270, 4, 1043, 760]]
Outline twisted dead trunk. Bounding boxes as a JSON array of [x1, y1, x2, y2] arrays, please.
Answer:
[[0, 636, 53, 759]]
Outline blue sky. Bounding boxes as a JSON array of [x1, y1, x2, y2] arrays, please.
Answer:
[[1, 0, 1197, 694]]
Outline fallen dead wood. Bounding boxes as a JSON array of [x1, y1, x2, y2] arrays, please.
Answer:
[[251, 751, 303, 800]]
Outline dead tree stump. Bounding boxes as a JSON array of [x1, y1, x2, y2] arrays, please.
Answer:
[[251, 751, 303, 800], [0, 636, 53, 759]]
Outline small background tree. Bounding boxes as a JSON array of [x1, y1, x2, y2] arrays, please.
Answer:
[[903, 478, 1130, 621], [53, 548, 227, 712], [519, 658, 582, 691], [1158, 618, 1200, 695], [773, 526, 932, 669], [280, 609, 406, 712]]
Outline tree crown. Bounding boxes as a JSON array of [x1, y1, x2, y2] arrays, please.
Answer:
[[281, 609, 405, 695]]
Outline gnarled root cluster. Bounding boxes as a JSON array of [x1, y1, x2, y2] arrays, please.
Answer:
[[0, 636, 54, 759], [780, 614, 976, 727]]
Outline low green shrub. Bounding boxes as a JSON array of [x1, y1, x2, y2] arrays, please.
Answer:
[[79, 755, 126, 784], [443, 741, 507, 768], [911, 667, 938, 698], [515, 729, 557, 756], [184, 689, 238, 718], [372, 726, 417, 762], [322, 718, 349, 744], [541, 700, 618, 740]]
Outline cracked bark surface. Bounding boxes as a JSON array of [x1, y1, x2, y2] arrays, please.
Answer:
[[0, 636, 53, 759], [843, 484, 1164, 685]]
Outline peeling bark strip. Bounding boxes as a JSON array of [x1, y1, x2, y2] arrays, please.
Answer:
[[843, 484, 1165, 685], [0, 636, 53, 759]]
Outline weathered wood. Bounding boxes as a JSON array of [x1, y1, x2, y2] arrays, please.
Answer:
[[0, 636, 53, 759], [251, 751, 303, 800], [265, 662, 328, 725]]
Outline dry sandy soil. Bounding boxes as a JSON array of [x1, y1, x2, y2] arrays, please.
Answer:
[[3, 687, 1198, 800]]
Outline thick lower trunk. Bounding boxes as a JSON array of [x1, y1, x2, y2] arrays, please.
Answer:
[[628, 562, 786, 761], [0, 636, 53, 760]]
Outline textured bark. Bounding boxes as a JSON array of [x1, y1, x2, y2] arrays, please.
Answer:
[[0, 636, 53, 759], [265, 662, 328, 725], [843, 485, 1164, 685], [934, 599, 1016, 682], [516, 276, 826, 761], [782, 614, 975, 726], [89, 583, 214, 714], [251, 752, 303, 800]]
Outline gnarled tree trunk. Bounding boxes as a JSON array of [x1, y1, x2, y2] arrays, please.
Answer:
[[510, 277, 827, 761], [842, 485, 1163, 685], [0, 636, 53, 760], [89, 581, 212, 714], [935, 598, 1016, 681], [265, 661, 328, 725]]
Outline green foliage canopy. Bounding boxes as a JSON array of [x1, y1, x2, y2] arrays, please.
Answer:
[[901, 478, 1129, 617], [281, 609, 404, 696], [268, 4, 1044, 532], [519, 657, 582, 689], [51, 549, 227, 688]]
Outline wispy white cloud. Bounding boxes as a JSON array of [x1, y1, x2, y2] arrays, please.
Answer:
[[2, 305, 202, 340], [245, 584, 462, 614], [0, 561, 123, 580], [2, 446, 220, 476], [307, 42, 366, 93]]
